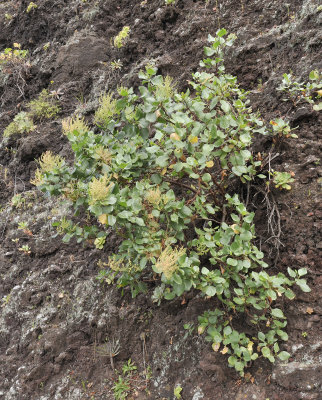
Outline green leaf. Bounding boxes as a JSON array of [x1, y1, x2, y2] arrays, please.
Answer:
[[261, 347, 271, 358], [233, 297, 245, 305], [135, 217, 145, 226], [284, 289, 295, 300], [287, 267, 296, 278], [206, 204, 217, 214], [313, 102, 322, 111], [151, 173, 162, 184], [156, 155, 168, 168], [297, 268, 307, 277], [204, 46, 216, 57], [228, 356, 236, 366], [172, 274, 182, 285], [207, 327, 222, 343], [220, 100, 230, 113], [181, 205, 192, 217], [227, 258, 238, 266], [171, 213, 179, 223], [108, 215, 116, 226], [234, 361, 244, 372], [173, 162, 183, 172], [164, 291, 176, 300], [229, 331, 240, 344], [146, 112, 157, 123], [258, 332, 266, 342], [205, 286, 216, 297], [309, 70, 319, 80], [118, 210, 133, 219], [271, 308, 286, 319], [202, 173, 212, 183], [273, 342, 280, 353], [223, 326, 232, 336], [217, 28, 227, 37], [278, 351, 291, 361], [276, 330, 288, 341], [296, 279, 311, 293], [240, 230, 252, 241], [232, 166, 248, 176]]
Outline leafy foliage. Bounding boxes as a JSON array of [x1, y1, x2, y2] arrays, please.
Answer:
[[28, 89, 60, 120], [26, 2, 38, 13], [277, 70, 322, 111], [3, 111, 35, 137], [271, 171, 295, 190], [33, 29, 309, 375], [0, 43, 29, 67], [113, 26, 130, 49]]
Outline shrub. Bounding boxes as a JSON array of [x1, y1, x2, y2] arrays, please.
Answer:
[[3, 111, 35, 137], [62, 116, 89, 136], [30, 151, 65, 186], [113, 26, 130, 48], [277, 69, 322, 111], [0, 44, 28, 68], [33, 29, 309, 375], [94, 93, 119, 128], [28, 89, 60, 120]]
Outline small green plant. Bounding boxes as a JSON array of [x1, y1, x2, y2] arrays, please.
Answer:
[[112, 376, 130, 400], [43, 42, 50, 51], [26, 2, 38, 13], [122, 359, 137, 376], [18, 221, 29, 230], [19, 244, 31, 255], [94, 235, 106, 249], [1, 293, 11, 307], [271, 171, 295, 190], [174, 385, 183, 399], [95, 338, 120, 370], [34, 29, 310, 377], [165, 0, 176, 4], [0, 44, 28, 67], [301, 331, 308, 338], [113, 26, 130, 48], [3, 112, 35, 138], [11, 194, 26, 208], [31, 151, 65, 186], [5, 13, 13, 21], [277, 70, 322, 111], [27, 89, 60, 120], [269, 117, 298, 139], [110, 59, 123, 71]]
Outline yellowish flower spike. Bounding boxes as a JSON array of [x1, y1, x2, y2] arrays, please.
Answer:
[[30, 151, 64, 186], [62, 116, 89, 136], [94, 146, 111, 165], [145, 187, 162, 206], [88, 174, 113, 204], [154, 246, 186, 279], [94, 93, 119, 127]]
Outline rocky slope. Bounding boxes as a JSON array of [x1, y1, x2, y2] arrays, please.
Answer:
[[0, 0, 321, 399]]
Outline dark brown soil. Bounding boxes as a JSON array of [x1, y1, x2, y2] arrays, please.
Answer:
[[0, 1, 321, 399]]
